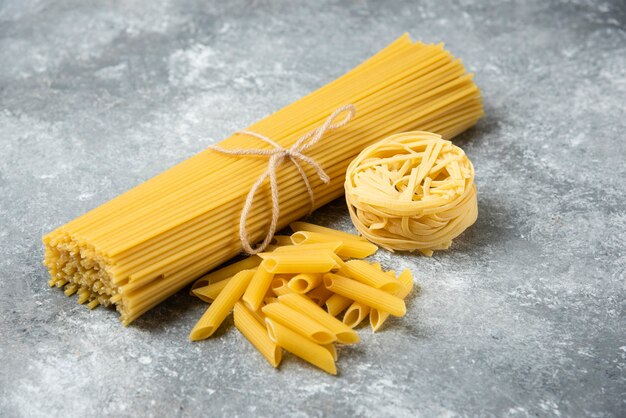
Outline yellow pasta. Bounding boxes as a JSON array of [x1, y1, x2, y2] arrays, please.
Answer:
[[343, 303, 371, 328], [266, 318, 337, 375], [323, 273, 406, 317], [274, 242, 343, 254], [345, 131, 478, 255], [191, 278, 231, 303], [278, 293, 359, 344], [258, 250, 337, 274], [290, 231, 378, 259], [306, 285, 334, 306], [241, 261, 274, 311], [290, 222, 368, 242], [325, 293, 353, 317], [271, 235, 294, 247], [262, 303, 336, 345], [189, 269, 255, 341], [287, 273, 323, 294], [370, 269, 414, 332], [233, 302, 282, 367], [324, 343, 338, 361], [270, 277, 292, 297], [43, 35, 482, 324], [344, 260, 404, 293], [190, 256, 261, 292]]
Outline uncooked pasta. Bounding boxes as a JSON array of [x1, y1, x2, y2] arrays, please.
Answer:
[[344, 131, 478, 255], [43, 34, 482, 324]]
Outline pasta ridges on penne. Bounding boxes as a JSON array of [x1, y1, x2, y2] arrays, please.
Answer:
[[258, 250, 337, 274], [266, 318, 337, 375], [325, 293, 353, 317], [323, 273, 406, 317], [344, 260, 405, 293], [241, 261, 274, 311], [191, 278, 231, 303], [234, 302, 282, 368], [189, 269, 255, 341], [274, 242, 343, 254], [262, 302, 336, 345], [289, 222, 368, 243], [277, 293, 359, 344], [290, 231, 378, 259]]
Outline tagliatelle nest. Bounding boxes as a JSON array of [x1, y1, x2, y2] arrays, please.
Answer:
[[344, 131, 478, 256]]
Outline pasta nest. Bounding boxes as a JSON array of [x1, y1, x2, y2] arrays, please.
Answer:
[[344, 131, 477, 256]]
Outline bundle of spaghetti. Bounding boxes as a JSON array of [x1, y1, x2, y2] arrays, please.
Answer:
[[189, 222, 416, 374], [345, 131, 477, 255], [43, 33, 483, 325]]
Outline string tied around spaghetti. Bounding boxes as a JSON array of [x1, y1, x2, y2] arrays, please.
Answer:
[[208, 104, 356, 254]]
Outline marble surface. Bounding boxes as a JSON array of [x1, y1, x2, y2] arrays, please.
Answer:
[[1, 0, 625, 416]]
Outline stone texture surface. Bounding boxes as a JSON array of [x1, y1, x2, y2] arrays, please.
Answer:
[[1, 0, 625, 416]]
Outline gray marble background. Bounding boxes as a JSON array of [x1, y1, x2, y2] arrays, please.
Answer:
[[1, 0, 625, 417]]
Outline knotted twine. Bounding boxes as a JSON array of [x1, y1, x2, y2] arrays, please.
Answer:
[[208, 104, 356, 254]]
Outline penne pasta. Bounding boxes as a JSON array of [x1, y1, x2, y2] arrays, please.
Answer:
[[325, 293, 352, 317], [323, 273, 406, 317], [274, 242, 343, 254], [258, 250, 337, 274], [278, 293, 359, 344], [262, 302, 336, 345], [324, 343, 338, 361], [189, 269, 255, 341], [270, 277, 292, 296], [344, 260, 404, 293], [343, 302, 371, 328], [190, 256, 261, 292], [234, 302, 282, 368], [290, 231, 378, 259], [370, 269, 414, 332], [265, 318, 337, 375], [306, 285, 334, 306], [271, 235, 294, 247], [241, 261, 274, 311], [290, 222, 368, 242], [288, 273, 323, 294], [191, 278, 231, 303]]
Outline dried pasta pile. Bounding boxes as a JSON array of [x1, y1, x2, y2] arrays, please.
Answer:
[[345, 131, 477, 255], [189, 222, 415, 375], [43, 34, 480, 325]]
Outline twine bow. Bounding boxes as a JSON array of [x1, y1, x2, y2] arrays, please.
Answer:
[[208, 104, 356, 254]]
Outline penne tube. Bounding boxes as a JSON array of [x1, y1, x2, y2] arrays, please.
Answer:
[[258, 250, 337, 274], [326, 251, 351, 276], [191, 278, 231, 302], [325, 293, 352, 317], [323, 273, 406, 317], [265, 318, 337, 375], [324, 343, 338, 361], [241, 261, 275, 311], [262, 302, 336, 345], [270, 277, 292, 296], [189, 269, 255, 341], [278, 293, 359, 344], [306, 285, 334, 306], [344, 260, 405, 293], [234, 302, 282, 368], [370, 269, 414, 332], [263, 296, 279, 305], [290, 231, 378, 259], [290, 222, 368, 242], [288, 273, 323, 294], [343, 302, 371, 328], [190, 256, 261, 292], [274, 242, 343, 254], [271, 235, 294, 247]]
